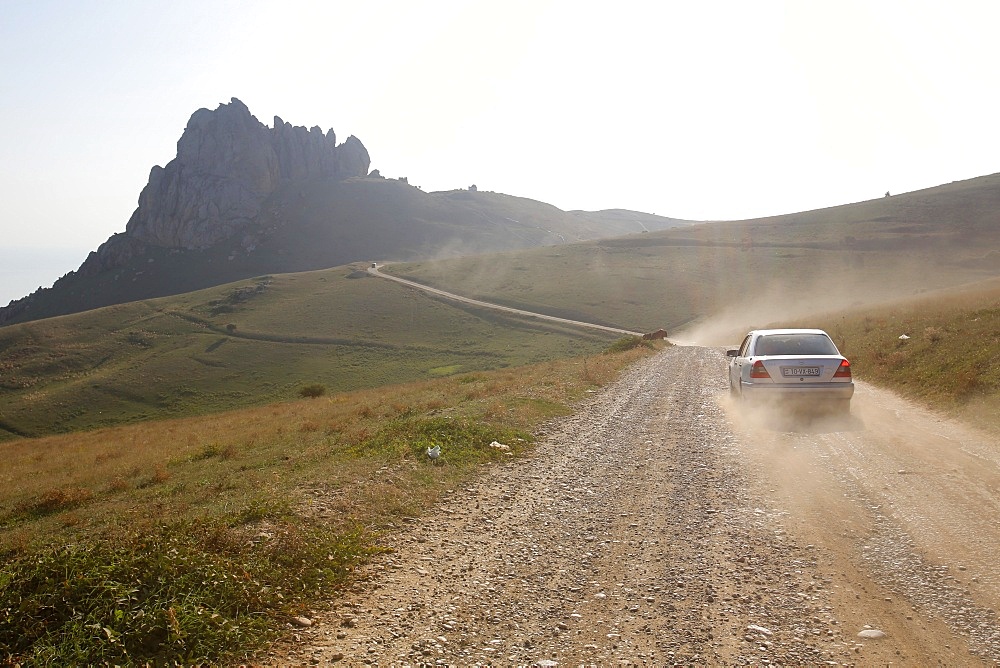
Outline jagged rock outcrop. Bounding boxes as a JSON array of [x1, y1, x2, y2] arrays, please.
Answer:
[[78, 98, 370, 275]]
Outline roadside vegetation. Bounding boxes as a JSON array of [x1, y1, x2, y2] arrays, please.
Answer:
[[816, 278, 1000, 435], [0, 340, 657, 665]]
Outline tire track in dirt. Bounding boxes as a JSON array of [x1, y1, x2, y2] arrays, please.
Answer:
[[728, 379, 1000, 666]]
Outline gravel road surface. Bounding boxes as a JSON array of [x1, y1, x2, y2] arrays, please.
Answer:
[[264, 345, 1000, 667]]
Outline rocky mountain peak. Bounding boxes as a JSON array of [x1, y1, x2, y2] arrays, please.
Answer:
[[84, 98, 370, 272]]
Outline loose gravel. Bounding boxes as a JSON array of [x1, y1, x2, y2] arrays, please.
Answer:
[[263, 347, 857, 666], [261, 345, 1000, 667]]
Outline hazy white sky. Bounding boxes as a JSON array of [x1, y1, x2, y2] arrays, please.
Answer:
[[2, 0, 999, 306]]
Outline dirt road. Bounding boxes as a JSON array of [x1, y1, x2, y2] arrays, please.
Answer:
[[267, 346, 1000, 666], [367, 265, 644, 338]]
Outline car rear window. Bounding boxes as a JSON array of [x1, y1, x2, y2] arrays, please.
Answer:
[[753, 334, 839, 356]]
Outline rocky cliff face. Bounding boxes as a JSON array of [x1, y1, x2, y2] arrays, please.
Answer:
[[79, 98, 370, 275]]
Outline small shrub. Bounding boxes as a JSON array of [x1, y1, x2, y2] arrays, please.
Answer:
[[21, 487, 93, 517], [138, 466, 171, 488], [126, 331, 151, 348], [955, 369, 983, 399], [94, 449, 123, 465], [299, 384, 327, 399], [871, 345, 888, 366], [924, 326, 943, 343], [191, 443, 223, 461], [189, 441, 237, 461], [108, 477, 130, 493], [603, 336, 647, 354], [58, 511, 82, 528]]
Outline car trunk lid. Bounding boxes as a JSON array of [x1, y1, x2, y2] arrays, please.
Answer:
[[753, 355, 848, 383]]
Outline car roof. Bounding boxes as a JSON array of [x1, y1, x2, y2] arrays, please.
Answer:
[[747, 328, 829, 336]]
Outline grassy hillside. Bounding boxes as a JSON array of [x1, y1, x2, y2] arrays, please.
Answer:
[[386, 173, 1000, 337], [0, 177, 689, 326], [0, 265, 620, 439], [387, 230, 993, 337], [5, 172, 1000, 440]]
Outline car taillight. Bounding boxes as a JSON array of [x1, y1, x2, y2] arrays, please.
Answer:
[[750, 360, 771, 379], [834, 359, 852, 378]]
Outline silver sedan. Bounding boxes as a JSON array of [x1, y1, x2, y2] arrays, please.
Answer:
[[727, 328, 854, 413]]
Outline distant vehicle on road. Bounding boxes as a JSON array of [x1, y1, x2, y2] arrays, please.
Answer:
[[371, 262, 377, 268], [726, 328, 854, 413]]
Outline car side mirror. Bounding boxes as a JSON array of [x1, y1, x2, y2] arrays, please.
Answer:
[[726, 349, 739, 357]]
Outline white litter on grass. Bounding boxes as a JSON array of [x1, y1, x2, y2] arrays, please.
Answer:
[[426, 444, 441, 460], [489, 440, 511, 452], [898, 334, 911, 340]]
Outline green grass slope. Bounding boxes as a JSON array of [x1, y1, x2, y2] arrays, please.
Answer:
[[0, 265, 620, 440]]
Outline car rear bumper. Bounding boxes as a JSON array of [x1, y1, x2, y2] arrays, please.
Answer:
[[740, 382, 854, 402]]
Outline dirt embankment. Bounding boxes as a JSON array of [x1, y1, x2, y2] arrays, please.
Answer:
[[263, 346, 1000, 666]]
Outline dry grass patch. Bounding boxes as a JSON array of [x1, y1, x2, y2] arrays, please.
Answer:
[[813, 279, 1000, 434], [0, 343, 659, 665], [17, 486, 93, 518]]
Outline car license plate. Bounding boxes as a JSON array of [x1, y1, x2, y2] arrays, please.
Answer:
[[782, 366, 820, 377]]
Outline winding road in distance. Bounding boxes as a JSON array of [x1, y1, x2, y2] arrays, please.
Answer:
[[368, 263, 644, 338]]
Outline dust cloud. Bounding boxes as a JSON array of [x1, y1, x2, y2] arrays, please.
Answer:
[[719, 392, 863, 435], [672, 259, 949, 348], [720, 375, 1000, 664]]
